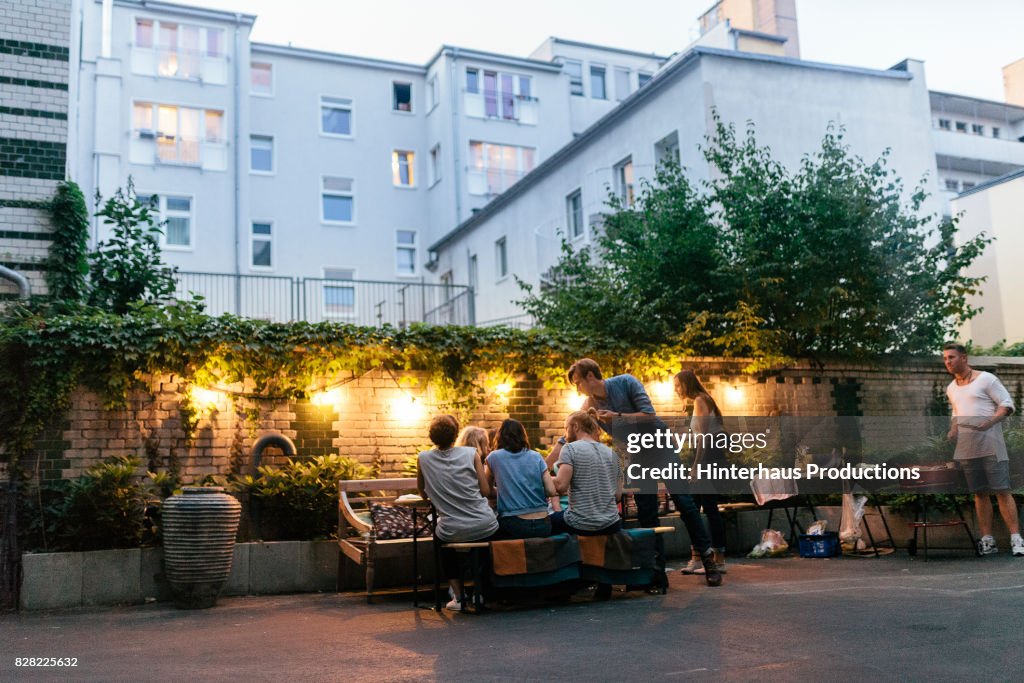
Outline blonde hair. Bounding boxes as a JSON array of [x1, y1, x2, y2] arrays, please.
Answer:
[[567, 410, 601, 438], [455, 426, 489, 458]]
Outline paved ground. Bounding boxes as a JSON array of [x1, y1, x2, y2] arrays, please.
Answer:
[[2, 552, 1023, 682]]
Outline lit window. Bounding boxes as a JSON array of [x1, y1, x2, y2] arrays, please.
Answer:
[[321, 96, 352, 136], [131, 101, 224, 168], [204, 111, 223, 144], [615, 157, 635, 208], [251, 222, 272, 268], [566, 190, 584, 240], [393, 82, 413, 112], [468, 141, 536, 195], [323, 268, 355, 317], [250, 135, 273, 173], [322, 176, 354, 224], [396, 230, 417, 276], [392, 150, 415, 187], [614, 67, 631, 101], [564, 59, 583, 96], [135, 19, 154, 48], [251, 62, 273, 95], [495, 236, 508, 279], [590, 65, 607, 100]]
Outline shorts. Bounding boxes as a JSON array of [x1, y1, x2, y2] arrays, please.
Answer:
[[959, 456, 1010, 493]]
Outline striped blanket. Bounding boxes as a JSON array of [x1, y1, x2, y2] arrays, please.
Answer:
[[490, 533, 581, 576], [578, 529, 656, 570]]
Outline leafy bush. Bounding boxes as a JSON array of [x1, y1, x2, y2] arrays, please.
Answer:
[[46, 180, 90, 303], [233, 455, 370, 540]]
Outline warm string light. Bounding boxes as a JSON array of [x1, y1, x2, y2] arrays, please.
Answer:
[[567, 393, 586, 411], [651, 380, 675, 402], [725, 385, 745, 406]]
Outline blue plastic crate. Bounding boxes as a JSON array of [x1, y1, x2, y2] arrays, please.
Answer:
[[798, 532, 840, 558]]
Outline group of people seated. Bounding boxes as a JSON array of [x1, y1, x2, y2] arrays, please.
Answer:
[[415, 359, 729, 611]]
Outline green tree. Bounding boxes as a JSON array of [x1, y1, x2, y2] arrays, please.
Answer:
[[519, 116, 991, 365], [46, 180, 91, 302], [88, 179, 177, 313]]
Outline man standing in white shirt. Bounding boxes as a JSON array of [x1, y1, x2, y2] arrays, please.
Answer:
[[943, 343, 1022, 556]]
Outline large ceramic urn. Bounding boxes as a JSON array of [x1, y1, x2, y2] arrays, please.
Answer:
[[162, 486, 242, 609]]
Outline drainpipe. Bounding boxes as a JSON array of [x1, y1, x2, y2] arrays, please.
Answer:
[[232, 15, 243, 314], [0, 266, 31, 299]]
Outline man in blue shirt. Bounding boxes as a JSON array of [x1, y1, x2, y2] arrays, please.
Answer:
[[562, 358, 722, 587]]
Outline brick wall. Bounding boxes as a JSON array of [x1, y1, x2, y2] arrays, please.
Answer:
[[0, 0, 72, 299], [23, 356, 1024, 485]]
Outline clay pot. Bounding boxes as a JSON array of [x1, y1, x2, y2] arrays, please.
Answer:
[[162, 487, 241, 609]]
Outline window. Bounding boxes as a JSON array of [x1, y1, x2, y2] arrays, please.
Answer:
[[392, 150, 415, 187], [971, 124, 984, 135], [320, 96, 353, 136], [251, 222, 272, 268], [590, 65, 607, 100], [323, 268, 355, 318], [638, 71, 653, 87], [429, 144, 441, 186], [464, 68, 533, 121], [564, 59, 583, 96], [566, 190, 584, 240], [955, 121, 967, 133], [468, 141, 537, 195], [938, 118, 951, 130], [131, 102, 224, 167], [396, 230, 417, 276], [615, 157, 635, 208], [962, 181, 976, 190], [614, 67, 631, 101], [132, 18, 225, 81], [466, 67, 479, 93], [495, 236, 508, 279], [250, 135, 273, 173], [992, 127, 1001, 139], [468, 253, 478, 292], [944, 179, 960, 192], [655, 131, 680, 167], [321, 176, 354, 224], [146, 194, 193, 248], [392, 82, 412, 112], [251, 62, 273, 95], [427, 76, 438, 111]]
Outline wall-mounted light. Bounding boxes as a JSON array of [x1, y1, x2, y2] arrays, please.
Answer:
[[651, 380, 675, 402], [391, 394, 424, 424], [310, 388, 342, 407], [725, 385, 745, 406], [567, 393, 586, 411], [190, 386, 225, 412], [495, 382, 513, 397]]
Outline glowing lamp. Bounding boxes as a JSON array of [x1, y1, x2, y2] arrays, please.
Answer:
[[391, 395, 423, 424], [567, 393, 586, 411], [190, 386, 223, 411], [725, 385, 745, 407], [310, 388, 342, 407], [652, 380, 675, 402], [495, 382, 513, 397]]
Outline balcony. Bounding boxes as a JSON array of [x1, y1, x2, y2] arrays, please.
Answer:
[[467, 168, 526, 196], [130, 131, 227, 171], [172, 272, 476, 326], [130, 47, 228, 85], [463, 91, 539, 125]]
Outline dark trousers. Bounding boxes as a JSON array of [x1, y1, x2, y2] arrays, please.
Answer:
[[694, 494, 725, 549], [497, 515, 553, 539], [549, 511, 622, 536], [635, 492, 712, 554]]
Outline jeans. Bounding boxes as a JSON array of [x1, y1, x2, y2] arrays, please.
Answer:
[[694, 494, 726, 549], [635, 492, 711, 554], [549, 511, 622, 536], [497, 515, 553, 539]]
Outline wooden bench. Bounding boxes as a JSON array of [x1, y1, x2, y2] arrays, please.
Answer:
[[337, 477, 431, 603]]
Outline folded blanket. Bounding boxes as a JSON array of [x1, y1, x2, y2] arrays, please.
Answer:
[[490, 533, 580, 576], [578, 529, 656, 571]]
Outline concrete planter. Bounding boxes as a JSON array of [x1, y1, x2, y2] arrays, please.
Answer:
[[20, 540, 338, 611]]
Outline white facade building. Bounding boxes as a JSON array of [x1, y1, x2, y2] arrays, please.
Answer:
[[54, 0, 1024, 328]]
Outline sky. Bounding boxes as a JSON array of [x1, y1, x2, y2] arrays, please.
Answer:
[[184, 0, 1024, 102]]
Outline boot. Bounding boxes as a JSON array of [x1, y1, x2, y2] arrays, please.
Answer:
[[713, 548, 727, 574], [681, 547, 704, 575], [701, 549, 723, 587]]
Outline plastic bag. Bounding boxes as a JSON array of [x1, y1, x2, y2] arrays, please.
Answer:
[[806, 519, 828, 535], [839, 493, 867, 544], [748, 528, 789, 558]]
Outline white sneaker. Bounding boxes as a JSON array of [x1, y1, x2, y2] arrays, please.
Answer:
[[445, 598, 462, 612], [1012, 536, 1024, 557], [681, 557, 705, 575], [977, 536, 998, 556]]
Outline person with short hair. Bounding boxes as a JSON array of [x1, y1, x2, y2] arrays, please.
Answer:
[[548, 410, 624, 535], [485, 419, 557, 539], [942, 343, 1022, 557], [559, 358, 722, 587], [417, 415, 499, 611]]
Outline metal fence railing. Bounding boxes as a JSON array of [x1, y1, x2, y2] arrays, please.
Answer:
[[173, 271, 476, 327]]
